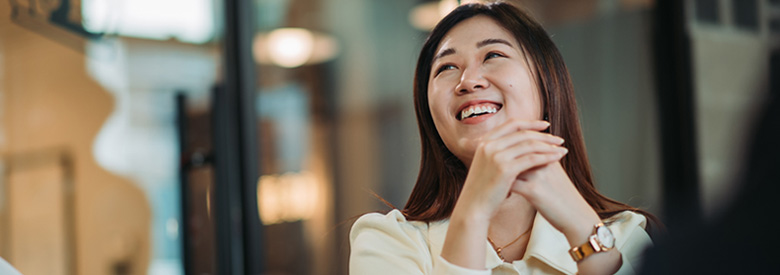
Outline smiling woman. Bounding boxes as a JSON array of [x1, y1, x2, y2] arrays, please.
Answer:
[[427, 19, 542, 165], [350, 2, 658, 275]]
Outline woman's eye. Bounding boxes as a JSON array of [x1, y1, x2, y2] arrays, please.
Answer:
[[435, 64, 457, 75], [485, 52, 504, 60]]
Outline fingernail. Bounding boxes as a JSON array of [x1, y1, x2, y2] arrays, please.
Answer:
[[558, 147, 569, 154], [555, 137, 565, 144]]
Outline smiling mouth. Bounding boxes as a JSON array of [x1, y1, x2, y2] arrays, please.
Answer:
[[456, 102, 503, 121]]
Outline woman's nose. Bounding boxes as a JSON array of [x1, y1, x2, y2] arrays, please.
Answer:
[[455, 66, 489, 94]]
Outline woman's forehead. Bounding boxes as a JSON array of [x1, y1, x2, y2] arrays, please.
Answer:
[[435, 16, 519, 53]]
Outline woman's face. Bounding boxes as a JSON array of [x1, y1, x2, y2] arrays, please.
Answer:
[[428, 15, 541, 166]]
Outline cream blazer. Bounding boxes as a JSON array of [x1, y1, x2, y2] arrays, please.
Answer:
[[350, 209, 652, 275]]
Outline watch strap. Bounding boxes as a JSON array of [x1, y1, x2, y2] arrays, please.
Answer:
[[569, 223, 608, 262], [569, 235, 597, 262]]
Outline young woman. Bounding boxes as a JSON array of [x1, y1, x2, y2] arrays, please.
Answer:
[[350, 2, 656, 274]]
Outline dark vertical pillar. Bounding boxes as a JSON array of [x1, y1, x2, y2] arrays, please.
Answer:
[[215, 0, 264, 273], [770, 51, 780, 97], [175, 94, 191, 275], [653, 0, 702, 227]]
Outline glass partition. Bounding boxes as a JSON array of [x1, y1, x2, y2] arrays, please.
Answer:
[[0, 0, 222, 274]]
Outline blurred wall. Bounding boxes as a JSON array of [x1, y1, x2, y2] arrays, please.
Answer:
[[322, 0, 422, 273], [552, 8, 662, 216], [0, 2, 151, 274]]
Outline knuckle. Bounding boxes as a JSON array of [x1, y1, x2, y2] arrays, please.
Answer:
[[495, 163, 508, 174], [491, 152, 504, 163], [482, 142, 496, 153], [521, 139, 537, 147], [509, 118, 525, 127], [476, 141, 489, 153], [527, 154, 543, 163], [519, 130, 535, 139], [476, 140, 486, 149]]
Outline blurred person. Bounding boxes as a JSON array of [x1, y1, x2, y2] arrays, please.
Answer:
[[350, 2, 658, 275], [639, 55, 780, 274]]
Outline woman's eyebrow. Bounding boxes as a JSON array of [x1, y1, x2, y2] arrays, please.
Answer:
[[476, 38, 513, 48], [433, 38, 512, 62], [433, 48, 456, 62]]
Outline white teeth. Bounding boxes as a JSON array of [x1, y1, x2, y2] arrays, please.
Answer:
[[460, 105, 499, 120]]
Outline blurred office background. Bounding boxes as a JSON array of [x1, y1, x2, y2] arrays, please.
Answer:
[[0, 0, 776, 274]]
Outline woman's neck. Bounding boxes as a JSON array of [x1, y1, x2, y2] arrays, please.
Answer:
[[487, 193, 536, 262]]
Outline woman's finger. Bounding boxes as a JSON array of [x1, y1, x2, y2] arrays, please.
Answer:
[[491, 140, 567, 163], [480, 119, 551, 142], [498, 151, 566, 177], [482, 130, 564, 154]]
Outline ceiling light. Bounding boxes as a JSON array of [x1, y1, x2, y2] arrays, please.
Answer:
[[253, 28, 339, 68]]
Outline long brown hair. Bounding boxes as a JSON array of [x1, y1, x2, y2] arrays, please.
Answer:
[[402, 2, 659, 228]]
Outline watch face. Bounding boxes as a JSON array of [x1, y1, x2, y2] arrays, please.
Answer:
[[596, 226, 615, 248]]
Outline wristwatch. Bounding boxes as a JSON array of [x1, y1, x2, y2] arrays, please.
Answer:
[[569, 222, 615, 262]]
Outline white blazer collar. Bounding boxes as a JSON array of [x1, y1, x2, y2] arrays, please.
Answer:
[[428, 212, 578, 274]]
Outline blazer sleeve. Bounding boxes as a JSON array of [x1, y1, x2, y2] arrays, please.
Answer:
[[610, 212, 654, 275], [349, 210, 432, 275], [350, 210, 490, 275]]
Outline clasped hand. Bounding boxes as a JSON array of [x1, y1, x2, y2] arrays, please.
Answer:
[[456, 119, 600, 236]]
